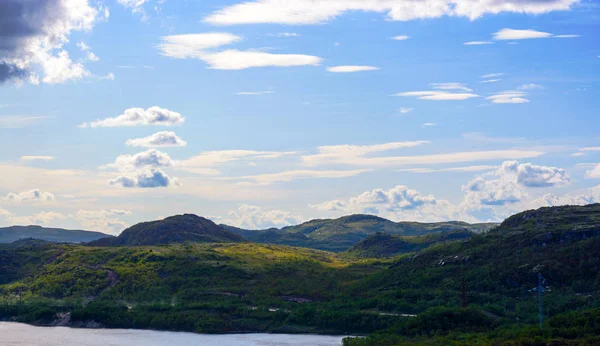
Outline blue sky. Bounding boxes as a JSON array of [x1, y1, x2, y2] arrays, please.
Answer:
[[0, 0, 599, 234]]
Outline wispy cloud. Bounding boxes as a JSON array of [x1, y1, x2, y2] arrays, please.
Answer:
[[21, 156, 55, 161], [227, 169, 370, 185], [158, 33, 322, 70], [0, 116, 52, 128], [486, 91, 529, 104], [327, 66, 380, 73], [236, 91, 275, 95], [493, 28, 580, 40], [392, 35, 410, 41], [464, 41, 493, 45], [394, 91, 479, 101]]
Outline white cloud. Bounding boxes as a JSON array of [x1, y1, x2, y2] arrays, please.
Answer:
[[553, 34, 581, 38], [77, 42, 91, 51], [585, 164, 600, 179], [268, 32, 300, 37], [21, 156, 55, 161], [486, 91, 529, 104], [158, 33, 322, 70], [481, 79, 501, 83], [518, 83, 543, 90], [108, 168, 180, 188], [499, 161, 570, 187], [327, 66, 380, 73], [0, 116, 52, 129], [464, 41, 493, 45], [201, 50, 322, 70], [230, 169, 370, 185], [7, 211, 66, 226], [394, 91, 480, 101], [493, 28, 553, 40], [459, 161, 570, 219], [236, 91, 275, 95], [158, 33, 243, 58], [397, 165, 497, 173], [204, 0, 577, 25], [0, 0, 105, 84], [126, 131, 188, 148], [219, 204, 304, 229], [4, 189, 56, 203], [399, 107, 413, 114], [103, 149, 174, 172], [481, 73, 504, 78], [311, 185, 457, 222], [392, 35, 410, 41], [75, 209, 131, 234], [431, 82, 473, 92], [179, 150, 297, 172], [581, 147, 600, 152], [79, 106, 184, 128], [303, 141, 544, 167], [423, 122, 437, 127]]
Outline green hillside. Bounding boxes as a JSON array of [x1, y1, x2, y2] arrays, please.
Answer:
[[1, 205, 599, 345], [344, 230, 474, 259], [0, 225, 112, 244], [224, 214, 495, 252], [89, 214, 244, 246]]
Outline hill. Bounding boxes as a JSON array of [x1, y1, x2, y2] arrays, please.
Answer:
[[344, 230, 474, 259], [224, 214, 495, 252], [89, 214, 244, 246], [0, 225, 111, 244], [1, 205, 600, 345]]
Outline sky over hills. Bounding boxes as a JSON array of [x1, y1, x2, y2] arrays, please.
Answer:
[[0, 0, 599, 234]]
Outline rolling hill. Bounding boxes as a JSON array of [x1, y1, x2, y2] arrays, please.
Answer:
[[224, 214, 495, 252], [88, 214, 245, 246], [0, 225, 111, 244]]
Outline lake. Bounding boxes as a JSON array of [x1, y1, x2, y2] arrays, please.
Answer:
[[0, 322, 346, 346]]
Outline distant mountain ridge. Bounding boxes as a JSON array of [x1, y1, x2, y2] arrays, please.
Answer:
[[0, 225, 111, 244], [223, 214, 496, 252], [88, 214, 244, 246]]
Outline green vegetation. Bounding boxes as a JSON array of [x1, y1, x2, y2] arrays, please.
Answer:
[[224, 214, 495, 252], [89, 214, 244, 246], [343, 230, 473, 259], [1, 205, 600, 345], [0, 226, 110, 244]]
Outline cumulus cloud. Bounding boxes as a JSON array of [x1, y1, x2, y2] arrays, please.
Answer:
[[80, 106, 184, 128], [7, 211, 66, 226], [219, 204, 304, 229], [486, 91, 529, 104], [585, 164, 600, 179], [108, 168, 180, 188], [0, 0, 106, 84], [204, 0, 577, 25], [311, 185, 457, 222], [75, 209, 131, 234], [158, 33, 322, 70], [327, 66, 380, 73], [4, 189, 56, 203], [499, 161, 569, 187], [459, 161, 570, 219], [126, 131, 188, 148], [103, 149, 174, 172]]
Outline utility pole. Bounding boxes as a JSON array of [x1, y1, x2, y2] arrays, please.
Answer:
[[537, 273, 544, 330]]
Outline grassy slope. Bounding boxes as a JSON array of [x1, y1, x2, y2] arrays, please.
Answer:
[[0, 226, 111, 244], [225, 214, 496, 252], [2, 205, 600, 343]]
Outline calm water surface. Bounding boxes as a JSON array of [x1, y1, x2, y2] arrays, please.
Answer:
[[0, 322, 345, 346]]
